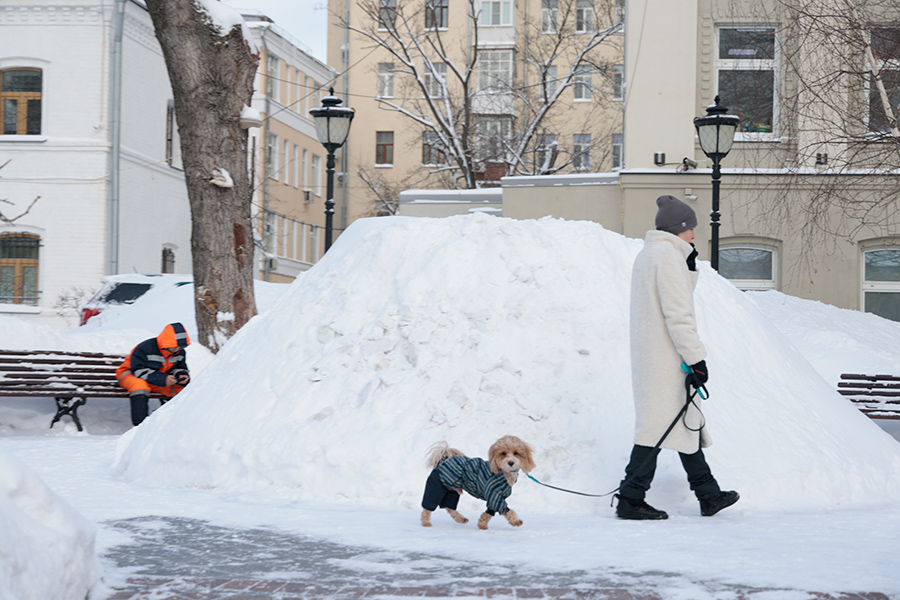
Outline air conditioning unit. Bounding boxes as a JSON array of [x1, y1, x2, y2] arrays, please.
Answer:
[[266, 257, 278, 271], [303, 189, 313, 203]]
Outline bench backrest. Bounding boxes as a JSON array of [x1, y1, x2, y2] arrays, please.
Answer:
[[838, 373, 900, 420], [0, 349, 129, 399]]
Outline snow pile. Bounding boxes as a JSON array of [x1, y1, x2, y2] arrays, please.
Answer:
[[113, 214, 900, 513], [0, 447, 103, 599], [194, 0, 259, 54]]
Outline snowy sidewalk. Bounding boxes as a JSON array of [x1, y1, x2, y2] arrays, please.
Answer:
[[99, 516, 891, 600]]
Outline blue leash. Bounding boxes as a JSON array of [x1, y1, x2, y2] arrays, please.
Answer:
[[525, 365, 709, 499]]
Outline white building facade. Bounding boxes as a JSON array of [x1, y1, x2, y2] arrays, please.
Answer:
[[0, 0, 191, 329]]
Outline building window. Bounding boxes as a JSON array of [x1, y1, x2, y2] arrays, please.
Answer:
[[302, 149, 309, 191], [536, 133, 557, 170], [377, 63, 395, 98], [479, 0, 512, 26], [613, 65, 624, 100], [863, 247, 900, 321], [611, 133, 623, 170], [266, 132, 278, 179], [573, 133, 591, 171], [283, 139, 291, 184], [426, 0, 448, 29], [266, 55, 279, 99], [165, 100, 182, 169], [161, 247, 175, 274], [311, 154, 322, 195], [574, 65, 592, 101], [615, 0, 625, 23], [379, 0, 397, 30], [0, 233, 39, 305], [575, 0, 593, 33], [292, 144, 299, 187], [541, 0, 558, 33], [1, 68, 42, 135], [424, 62, 447, 98], [716, 27, 777, 135], [376, 131, 394, 165], [423, 131, 445, 165], [543, 65, 559, 101], [868, 27, 900, 132], [476, 116, 513, 161], [719, 244, 777, 291], [478, 50, 513, 92]]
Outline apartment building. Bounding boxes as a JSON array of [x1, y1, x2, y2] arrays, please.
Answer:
[[242, 14, 338, 281], [326, 0, 626, 219]]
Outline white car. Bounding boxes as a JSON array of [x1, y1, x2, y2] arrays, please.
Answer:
[[79, 274, 192, 326]]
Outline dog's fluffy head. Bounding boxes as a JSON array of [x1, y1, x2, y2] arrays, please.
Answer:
[[488, 435, 535, 475]]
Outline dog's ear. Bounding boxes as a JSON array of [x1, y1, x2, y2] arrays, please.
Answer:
[[488, 439, 502, 474], [520, 441, 536, 473]]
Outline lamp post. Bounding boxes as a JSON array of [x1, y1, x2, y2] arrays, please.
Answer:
[[309, 88, 355, 252], [693, 95, 739, 271]]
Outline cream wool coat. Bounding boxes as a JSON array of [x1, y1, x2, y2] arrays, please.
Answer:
[[630, 230, 711, 454]]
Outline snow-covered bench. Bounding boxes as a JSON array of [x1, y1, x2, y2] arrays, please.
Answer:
[[0, 349, 165, 431], [838, 373, 900, 420]]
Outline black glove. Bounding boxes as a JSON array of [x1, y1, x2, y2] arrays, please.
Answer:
[[686, 245, 698, 272], [686, 360, 708, 387], [176, 373, 190, 385]]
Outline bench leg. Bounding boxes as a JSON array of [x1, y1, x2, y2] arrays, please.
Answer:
[[51, 397, 86, 432]]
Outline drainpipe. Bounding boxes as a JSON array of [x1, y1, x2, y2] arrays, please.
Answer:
[[341, 2, 350, 229], [261, 27, 271, 281], [107, 0, 126, 275]]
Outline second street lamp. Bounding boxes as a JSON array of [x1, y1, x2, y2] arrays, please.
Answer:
[[309, 88, 355, 253], [693, 95, 739, 271]]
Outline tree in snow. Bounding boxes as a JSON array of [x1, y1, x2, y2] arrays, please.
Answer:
[[343, 0, 623, 192], [144, 0, 259, 352], [724, 0, 900, 252]]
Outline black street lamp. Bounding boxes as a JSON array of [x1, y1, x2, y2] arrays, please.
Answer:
[[309, 88, 355, 252], [693, 95, 739, 271]]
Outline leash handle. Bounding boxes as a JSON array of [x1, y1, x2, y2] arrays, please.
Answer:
[[681, 362, 708, 399]]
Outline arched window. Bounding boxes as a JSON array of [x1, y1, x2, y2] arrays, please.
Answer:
[[719, 244, 777, 291], [0, 233, 40, 305], [1, 68, 42, 135], [863, 247, 900, 322]]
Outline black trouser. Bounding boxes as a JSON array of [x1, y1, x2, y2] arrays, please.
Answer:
[[619, 444, 720, 501], [130, 392, 149, 426], [421, 468, 461, 511]]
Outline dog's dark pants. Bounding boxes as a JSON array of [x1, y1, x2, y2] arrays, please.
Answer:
[[421, 468, 460, 510], [619, 444, 720, 500]]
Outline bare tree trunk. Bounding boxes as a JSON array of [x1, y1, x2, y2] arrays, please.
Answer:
[[144, 0, 259, 353]]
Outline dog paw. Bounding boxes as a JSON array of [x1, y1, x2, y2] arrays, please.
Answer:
[[505, 510, 523, 527], [446, 509, 469, 524], [508, 518, 523, 527], [477, 512, 492, 530]]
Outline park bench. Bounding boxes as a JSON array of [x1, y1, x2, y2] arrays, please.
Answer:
[[838, 373, 900, 420], [0, 349, 165, 431]]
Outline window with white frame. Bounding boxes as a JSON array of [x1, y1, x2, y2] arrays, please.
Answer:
[[611, 133, 623, 169], [1, 68, 41, 135], [424, 62, 447, 98], [266, 132, 278, 179], [575, 0, 593, 33], [615, 0, 625, 23], [266, 55, 279, 99], [868, 27, 900, 132], [302, 149, 309, 191], [292, 144, 299, 187], [283, 140, 290, 184], [543, 65, 559, 101], [479, 0, 512, 26], [716, 27, 777, 135], [573, 133, 591, 171], [863, 246, 900, 321], [478, 50, 513, 92], [426, 0, 448, 29], [719, 244, 777, 290], [541, 0, 558, 33], [376, 131, 394, 165], [311, 154, 322, 195], [379, 0, 397, 30], [476, 116, 513, 161], [377, 63, 395, 98], [613, 65, 624, 100], [165, 99, 183, 170], [313, 83, 322, 108], [574, 65, 592, 101]]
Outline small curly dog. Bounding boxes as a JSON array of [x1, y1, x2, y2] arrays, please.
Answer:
[[420, 435, 535, 530]]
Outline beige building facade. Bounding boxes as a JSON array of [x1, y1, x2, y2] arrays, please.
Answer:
[[243, 14, 338, 282]]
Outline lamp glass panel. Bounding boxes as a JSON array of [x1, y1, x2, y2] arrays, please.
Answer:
[[718, 123, 737, 154], [328, 115, 353, 145], [697, 124, 720, 154], [313, 117, 331, 144]]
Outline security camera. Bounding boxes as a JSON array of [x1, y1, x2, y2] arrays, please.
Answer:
[[682, 156, 698, 169]]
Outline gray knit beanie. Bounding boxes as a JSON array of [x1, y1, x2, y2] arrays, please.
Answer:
[[655, 195, 697, 234]]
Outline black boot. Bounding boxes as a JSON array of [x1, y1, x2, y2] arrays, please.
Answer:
[[700, 490, 740, 516], [615, 494, 668, 520]]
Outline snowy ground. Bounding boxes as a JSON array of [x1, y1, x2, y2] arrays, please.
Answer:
[[1, 214, 899, 599]]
